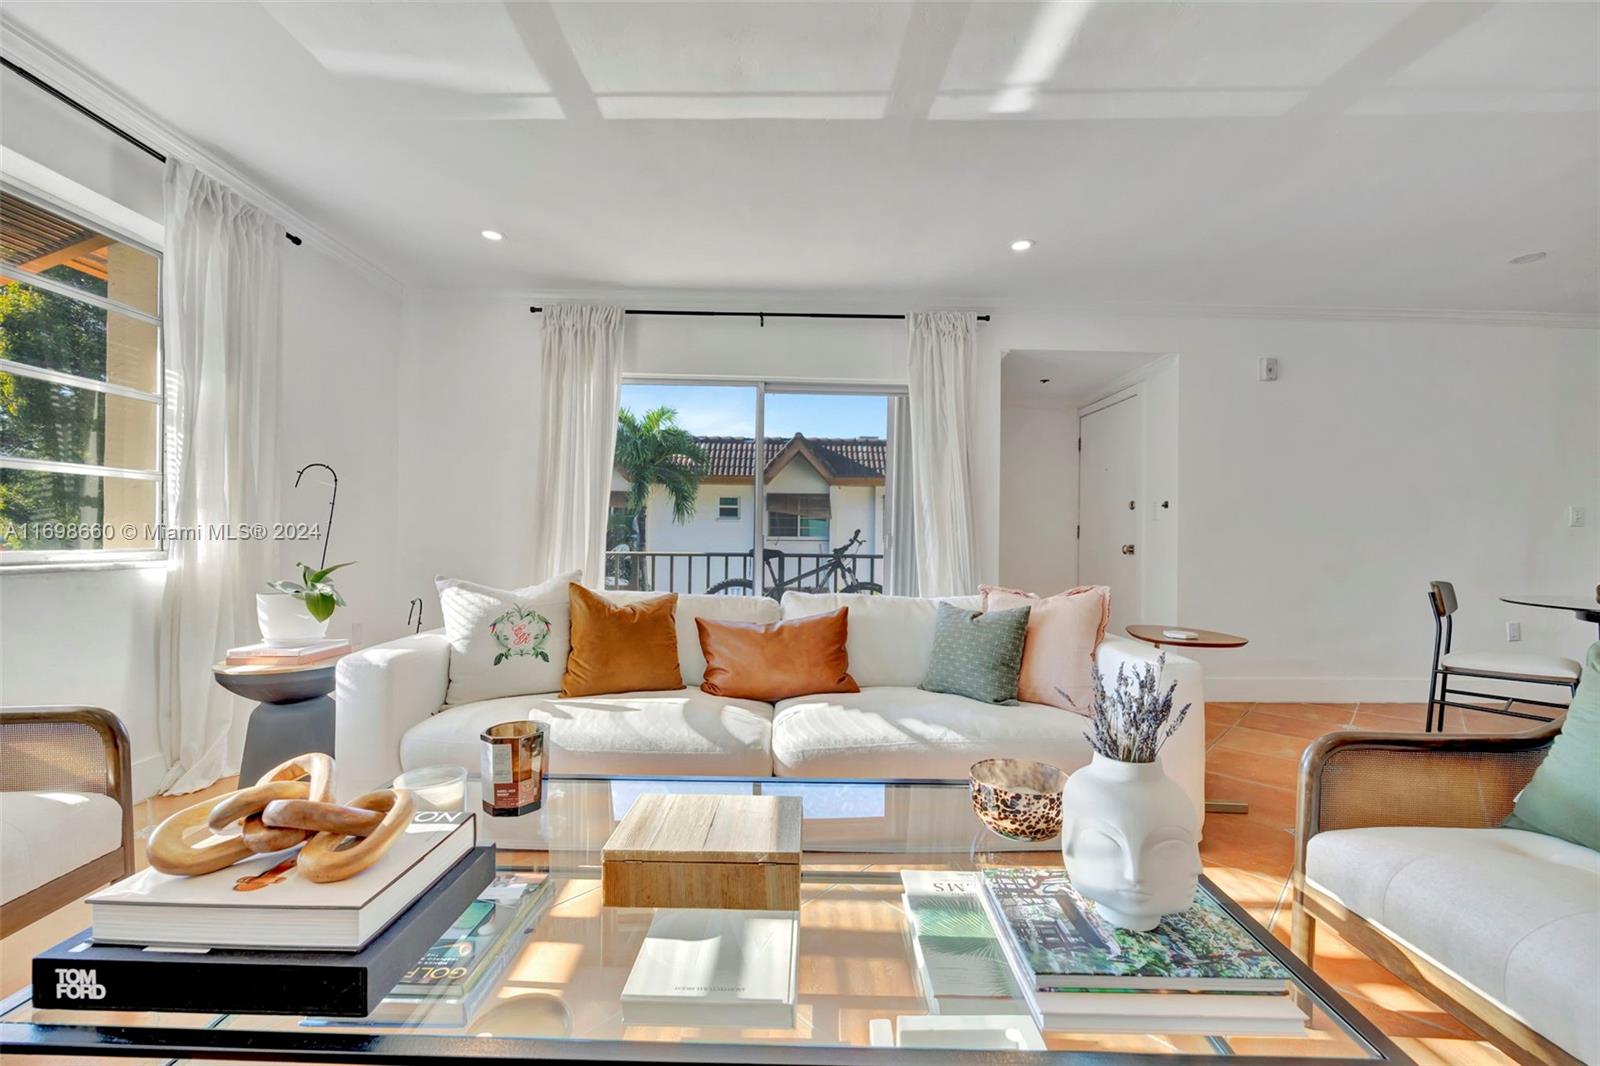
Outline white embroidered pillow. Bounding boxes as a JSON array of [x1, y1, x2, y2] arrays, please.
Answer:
[[436, 571, 579, 704]]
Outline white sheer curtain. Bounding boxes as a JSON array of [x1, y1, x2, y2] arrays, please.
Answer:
[[884, 393, 918, 596], [905, 311, 978, 597], [529, 303, 624, 585], [158, 160, 282, 794]]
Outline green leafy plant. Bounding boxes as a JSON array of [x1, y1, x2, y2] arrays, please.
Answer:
[[268, 561, 354, 622]]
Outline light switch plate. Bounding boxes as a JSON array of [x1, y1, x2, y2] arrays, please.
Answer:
[[1506, 621, 1521, 642], [1569, 506, 1586, 528]]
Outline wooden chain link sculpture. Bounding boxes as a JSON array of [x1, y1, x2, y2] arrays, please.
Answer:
[[147, 754, 414, 883]]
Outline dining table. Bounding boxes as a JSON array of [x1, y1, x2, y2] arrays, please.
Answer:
[[1500, 592, 1600, 637]]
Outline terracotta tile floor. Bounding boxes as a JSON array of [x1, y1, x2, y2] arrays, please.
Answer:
[[0, 701, 1542, 1063]]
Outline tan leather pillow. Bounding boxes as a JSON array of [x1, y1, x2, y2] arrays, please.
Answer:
[[560, 584, 683, 697], [980, 585, 1110, 714], [697, 607, 860, 702]]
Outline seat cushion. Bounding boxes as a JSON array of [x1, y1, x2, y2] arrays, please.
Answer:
[[0, 791, 123, 904], [771, 685, 1091, 779], [780, 592, 983, 688], [1306, 826, 1600, 1064], [401, 689, 775, 778], [1439, 651, 1580, 682]]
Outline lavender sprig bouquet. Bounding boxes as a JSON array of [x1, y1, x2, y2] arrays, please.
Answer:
[[1069, 653, 1192, 764]]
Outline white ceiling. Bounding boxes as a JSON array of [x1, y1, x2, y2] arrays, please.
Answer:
[[1002, 348, 1163, 407], [4, 1, 1596, 314]]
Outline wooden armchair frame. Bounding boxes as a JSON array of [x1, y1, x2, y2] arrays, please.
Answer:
[[0, 706, 135, 936], [1292, 724, 1576, 1066]]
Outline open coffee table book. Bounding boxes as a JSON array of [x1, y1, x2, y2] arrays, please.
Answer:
[[1, 774, 1408, 1063]]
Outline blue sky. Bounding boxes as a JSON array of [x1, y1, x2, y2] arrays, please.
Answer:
[[620, 384, 887, 439]]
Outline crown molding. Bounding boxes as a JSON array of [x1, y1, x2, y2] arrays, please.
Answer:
[[0, 16, 401, 295]]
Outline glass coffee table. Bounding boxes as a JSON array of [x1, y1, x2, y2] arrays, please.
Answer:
[[0, 775, 1404, 1063]]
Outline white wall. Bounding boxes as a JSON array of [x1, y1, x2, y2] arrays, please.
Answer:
[[0, 244, 404, 798], [999, 402, 1079, 595], [396, 298, 911, 615], [398, 296, 1596, 702], [983, 312, 1599, 701]]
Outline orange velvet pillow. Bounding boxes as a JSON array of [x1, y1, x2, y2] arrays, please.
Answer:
[[697, 607, 860, 702], [560, 584, 683, 697], [980, 584, 1110, 714]]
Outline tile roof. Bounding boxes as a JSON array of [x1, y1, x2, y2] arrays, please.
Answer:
[[693, 434, 885, 482]]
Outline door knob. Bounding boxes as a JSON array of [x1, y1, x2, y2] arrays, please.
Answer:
[[1121, 544, 1136, 555]]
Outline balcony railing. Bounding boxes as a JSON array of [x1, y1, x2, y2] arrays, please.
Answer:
[[604, 548, 884, 597]]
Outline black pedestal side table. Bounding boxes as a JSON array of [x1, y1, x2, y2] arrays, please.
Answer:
[[212, 660, 338, 784]]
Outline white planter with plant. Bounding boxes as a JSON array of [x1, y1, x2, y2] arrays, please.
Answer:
[[1061, 653, 1199, 931], [258, 562, 353, 645]]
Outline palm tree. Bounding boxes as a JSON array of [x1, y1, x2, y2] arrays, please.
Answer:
[[614, 406, 708, 551]]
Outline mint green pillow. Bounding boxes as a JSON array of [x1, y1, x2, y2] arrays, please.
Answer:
[[1503, 641, 1600, 851], [919, 602, 1031, 705]]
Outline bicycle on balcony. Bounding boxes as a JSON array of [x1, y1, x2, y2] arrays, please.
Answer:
[[706, 528, 882, 598]]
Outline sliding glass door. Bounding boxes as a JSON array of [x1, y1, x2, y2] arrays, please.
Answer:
[[609, 380, 909, 598], [760, 388, 894, 595]]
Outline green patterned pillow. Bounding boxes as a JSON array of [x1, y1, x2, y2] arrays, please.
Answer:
[[919, 602, 1032, 705]]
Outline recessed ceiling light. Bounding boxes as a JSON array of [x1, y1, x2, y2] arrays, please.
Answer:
[[1010, 239, 1034, 252], [481, 230, 504, 241], [1508, 251, 1546, 265]]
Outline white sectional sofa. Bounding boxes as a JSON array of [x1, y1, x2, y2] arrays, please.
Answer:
[[334, 590, 1206, 821]]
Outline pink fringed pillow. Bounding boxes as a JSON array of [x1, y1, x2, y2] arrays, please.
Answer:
[[979, 584, 1110, 714]]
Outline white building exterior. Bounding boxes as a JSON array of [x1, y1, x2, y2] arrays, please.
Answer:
[[611, 435, 885, 594]]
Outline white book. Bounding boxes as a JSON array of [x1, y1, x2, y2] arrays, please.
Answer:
[[894, 1014, 1047, 1050], [89, 812, 476, 952], [621, 909, 798, 1029]]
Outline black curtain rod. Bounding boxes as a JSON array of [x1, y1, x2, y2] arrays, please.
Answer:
[[1, 55, 302, 246], [528, 307, 990, 322]]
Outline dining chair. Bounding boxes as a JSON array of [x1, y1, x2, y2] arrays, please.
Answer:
[[1426, 581, 1581, 732]]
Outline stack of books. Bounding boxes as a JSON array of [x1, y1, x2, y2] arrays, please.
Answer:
[[353, 872, 553, 1027], [900, 870, 1022, 1014], [620, 909, 799, 1029], [225, 638, 349, 666], [33, 811, 490, 1017], [977, 867, 1306, 1036]]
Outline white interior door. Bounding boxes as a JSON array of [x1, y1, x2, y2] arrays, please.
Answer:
[[1078, 393, 1142, 634]]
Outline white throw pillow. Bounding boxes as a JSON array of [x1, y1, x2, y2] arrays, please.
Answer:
[[781, 592, 982, 688], [437, 571, 580, 704]]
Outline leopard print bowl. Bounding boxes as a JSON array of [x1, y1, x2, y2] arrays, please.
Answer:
[[969, 758, 1068, 842]]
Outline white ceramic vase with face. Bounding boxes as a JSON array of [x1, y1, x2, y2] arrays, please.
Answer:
[[1060, 753, 1201, 931]]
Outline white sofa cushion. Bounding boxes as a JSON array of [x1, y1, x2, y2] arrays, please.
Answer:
[[1306, 826, 1600, 1064], [601, 591, 780, 686], [780, 592, 983, 688], [771, 685, 1091, 779], [0, 791, 123, 904], [401, 688, 775, 778]]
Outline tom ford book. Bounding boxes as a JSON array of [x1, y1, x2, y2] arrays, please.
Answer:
[[33, 847, 494, 1017]]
